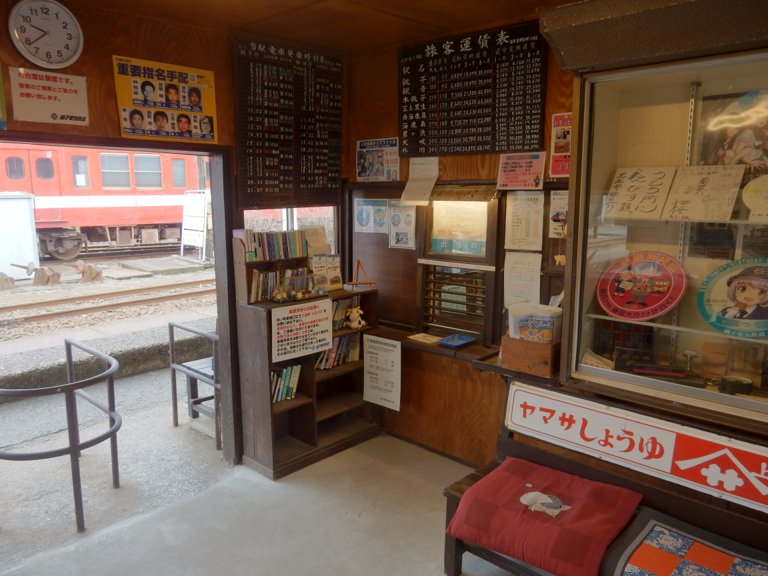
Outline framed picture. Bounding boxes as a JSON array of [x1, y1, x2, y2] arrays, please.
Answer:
[[695, 90, 768, 169]]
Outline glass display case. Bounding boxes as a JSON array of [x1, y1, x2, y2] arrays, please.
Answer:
[[568, 50, 768, 424]]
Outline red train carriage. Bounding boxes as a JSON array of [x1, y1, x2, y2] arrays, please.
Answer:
[[0, 143, 208, 260]]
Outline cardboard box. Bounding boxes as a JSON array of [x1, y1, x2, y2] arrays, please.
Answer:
[[501, 336, 560, 378], [506, 303, 562, 343]]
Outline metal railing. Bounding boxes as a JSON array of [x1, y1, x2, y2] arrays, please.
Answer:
[[0, 339, 121, 532]]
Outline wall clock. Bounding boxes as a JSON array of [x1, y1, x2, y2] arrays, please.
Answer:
[[8, 0, 83, 69]]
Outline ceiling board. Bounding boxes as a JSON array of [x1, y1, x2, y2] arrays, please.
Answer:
[[231, 0, 444, 54], [67, 0, 577, 55]]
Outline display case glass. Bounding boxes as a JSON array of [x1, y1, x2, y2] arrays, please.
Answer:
[[569, 50, 768, 422]]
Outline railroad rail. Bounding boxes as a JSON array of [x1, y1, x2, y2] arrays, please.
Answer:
[[1, 280, 216, 323], [41, 243, 185, 261]]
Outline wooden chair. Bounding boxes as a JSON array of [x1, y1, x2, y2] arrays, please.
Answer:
[[168, 321, 220, 450]]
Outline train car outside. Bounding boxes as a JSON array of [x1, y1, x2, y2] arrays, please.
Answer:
[[0, 143, 209, 260]]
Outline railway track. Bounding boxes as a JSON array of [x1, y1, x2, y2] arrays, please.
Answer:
[[2, 280, 217, 324], [41, 243, 185, 262]]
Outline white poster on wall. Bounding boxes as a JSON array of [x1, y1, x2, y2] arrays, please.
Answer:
[[10, 67, 89, 125], [505, 191, 544, 251], [363, 334, 401, 411], [271, 299, 333, 363]]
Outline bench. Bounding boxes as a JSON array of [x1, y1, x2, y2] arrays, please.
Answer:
[[444, 435, 767, 575], [168, 321, 220, 449]]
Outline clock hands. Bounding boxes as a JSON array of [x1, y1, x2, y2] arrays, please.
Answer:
[[26, 24, 49, 46]]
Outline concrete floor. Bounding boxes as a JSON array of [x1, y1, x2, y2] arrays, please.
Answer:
[[0, 256, 509, 575], [0, 379, 510, 576], [0, 367, 229, 574]]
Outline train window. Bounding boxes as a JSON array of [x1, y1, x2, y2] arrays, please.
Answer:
[[72, 156, 89, 188], [101, 153, 131, 188], [35, 157, 54, 180], [6, 157, 25, 179], [134, 154, 162, 188], [172, 158, 186, 187]]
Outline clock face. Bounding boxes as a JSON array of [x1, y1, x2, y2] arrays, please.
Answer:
[[8, 0, 83, 69]]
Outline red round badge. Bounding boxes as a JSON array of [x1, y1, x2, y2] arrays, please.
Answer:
[[596, 251, 687, 321]]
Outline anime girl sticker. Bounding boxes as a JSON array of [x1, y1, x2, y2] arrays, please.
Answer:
[[697, 258, 768, 338], [595, 251, 687, 321]]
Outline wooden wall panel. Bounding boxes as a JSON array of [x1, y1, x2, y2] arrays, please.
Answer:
[[0, 0, 235, 145], [346, 183, 420, 329], [382, 348, 508, 466]]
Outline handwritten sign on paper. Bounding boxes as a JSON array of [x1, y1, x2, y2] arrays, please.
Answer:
[[661, 165, 745, 221], [603, 167, 676, 219]]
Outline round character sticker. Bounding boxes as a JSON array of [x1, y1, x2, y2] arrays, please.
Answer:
[[596, 251, 687, 321], [697, 258, 768, 338]]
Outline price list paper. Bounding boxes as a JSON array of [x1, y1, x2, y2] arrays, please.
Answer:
[[363, 334, 402, 411], [399, 23, 546, 157], [234, 39, 342, 205]]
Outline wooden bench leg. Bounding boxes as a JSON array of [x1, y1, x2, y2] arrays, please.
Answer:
[[170, 367, 179, 427], [444, 497, 463, 575], [186, 375, 199, 419]]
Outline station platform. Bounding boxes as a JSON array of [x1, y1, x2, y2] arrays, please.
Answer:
[[0, 255, 217, 392]]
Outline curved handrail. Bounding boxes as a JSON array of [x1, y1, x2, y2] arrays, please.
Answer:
[[0, 338, 122, 532]]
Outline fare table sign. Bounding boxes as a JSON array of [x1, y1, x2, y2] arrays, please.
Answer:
[[507, 382, 768, 512], [271, 299, 332, 363], [399, 22, 546, 157]]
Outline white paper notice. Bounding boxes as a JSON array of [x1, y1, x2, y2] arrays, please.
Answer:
[[363, 334, 401, 411], [10, 68, 89, 125], [271, 299, 333, 363], [504, 252, 542, 306], [661, 165, 745, 221], [401, 157, 438, 205], [388, 201, 416, 249], [505, 191, 544, 251]]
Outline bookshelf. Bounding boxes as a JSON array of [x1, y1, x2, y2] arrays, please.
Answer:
[[234, 237, 380, 479]]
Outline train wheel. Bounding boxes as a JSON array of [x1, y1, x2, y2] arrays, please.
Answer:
[[50, 236, 83, 260]]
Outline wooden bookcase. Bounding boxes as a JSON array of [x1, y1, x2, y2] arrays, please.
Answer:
[[234, 239, 379, 479]]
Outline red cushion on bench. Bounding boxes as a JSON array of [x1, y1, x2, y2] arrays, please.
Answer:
[[446, 457, 643, 576]]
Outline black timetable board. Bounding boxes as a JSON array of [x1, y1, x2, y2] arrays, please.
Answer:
[[233, 38, 343, 208], [399, 23, 546, 157]]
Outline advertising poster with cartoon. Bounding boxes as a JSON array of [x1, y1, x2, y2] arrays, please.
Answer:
[[596, 251, 687, 321], [113, 56, 217, 144], [697, 258, 768, 338]]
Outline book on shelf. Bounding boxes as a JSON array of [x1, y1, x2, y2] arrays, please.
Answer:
[[311, 253, 343, 290], [280, 365, 293, 401], [303, 226, 330, 256], [240, 229, 309, 263], [332, 298, 351, 329], [315, 333, 360, 369], [348, 333, 361, 362], [271, 363, 302, 402], [309, 254, 330, 292], [327, 336, 341, 368], [288, 364, 301, 399], [271, 369, 281, 402]]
